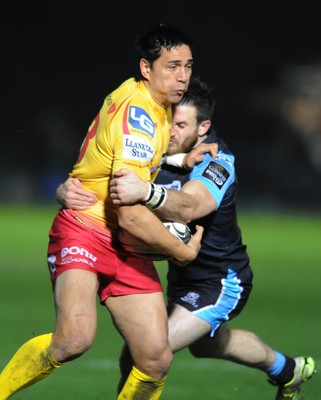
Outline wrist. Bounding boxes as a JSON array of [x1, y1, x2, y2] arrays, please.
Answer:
[[165, 153, 186, 168], [143, 183, 167, 210], [143, 182, 153, 202]]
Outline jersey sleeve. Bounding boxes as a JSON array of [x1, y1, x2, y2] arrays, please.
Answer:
[[189, 151, 235, 208]]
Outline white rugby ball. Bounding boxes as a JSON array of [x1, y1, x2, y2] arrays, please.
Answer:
[[118, 221, 191, 260], [162, 221, 191, 244]]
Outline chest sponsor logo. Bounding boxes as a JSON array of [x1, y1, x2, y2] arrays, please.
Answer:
[[202, 161, 230, 189], [123, 136, 154, 162], [129, 106, 155, 137]]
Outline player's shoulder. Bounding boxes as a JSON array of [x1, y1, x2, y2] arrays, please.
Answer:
[[215, 151, 235, 169], [195, 151, 235, 171], [190, 151, 236, 192], [114, 78, 150, 101], [115, 77, 139, 94]]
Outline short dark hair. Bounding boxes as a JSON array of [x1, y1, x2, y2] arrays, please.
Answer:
[[135, 24, 193, 66], [178, 77, 215, 124]]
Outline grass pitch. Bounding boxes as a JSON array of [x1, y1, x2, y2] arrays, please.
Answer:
[[0, 205, 320, 399]]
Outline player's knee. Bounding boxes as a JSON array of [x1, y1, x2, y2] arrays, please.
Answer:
[[188, 325, 231, 358], [158, 346, 173, 373], [137, 345, 173, 379], [188, 343, 204, 358], [150, 350, 173, 378], [52, 333, 95, 362]]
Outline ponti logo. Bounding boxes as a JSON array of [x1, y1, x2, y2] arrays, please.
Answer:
[[61, 246, 97, 262]]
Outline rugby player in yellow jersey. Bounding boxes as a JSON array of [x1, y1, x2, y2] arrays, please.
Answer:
[[0, 25, 203, 400]]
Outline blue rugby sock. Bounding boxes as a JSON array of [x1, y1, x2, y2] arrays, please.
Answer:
[[267, 352, 296, 384], [267, 351, 286, 376]]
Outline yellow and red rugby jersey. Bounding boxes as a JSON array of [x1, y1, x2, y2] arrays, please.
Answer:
[[70, 78, 172, 235]]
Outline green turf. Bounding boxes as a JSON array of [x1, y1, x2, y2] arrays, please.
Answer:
[[0, 205, 320, 399]]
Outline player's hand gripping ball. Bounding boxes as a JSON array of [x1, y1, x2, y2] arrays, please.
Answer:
[[118, 221, 191, 260]]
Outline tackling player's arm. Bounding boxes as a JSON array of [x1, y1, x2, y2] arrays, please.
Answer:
[[110, 169, 216, 223], [110, 146, 220, 222], [164, 178, 216, 221], [55, 176, 207, 222], [110, 151, 235, 223], [165, 142, 218, 169], [56, 178, 97, 210], [55, 144, 219, 220]]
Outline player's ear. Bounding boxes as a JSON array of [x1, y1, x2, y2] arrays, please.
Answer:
[[198, 120, 211, 137], [140, 59, 151, 80]]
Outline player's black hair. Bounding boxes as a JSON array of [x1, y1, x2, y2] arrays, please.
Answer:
[[135, 23, 193, 65], [178, 76, 215, 124]]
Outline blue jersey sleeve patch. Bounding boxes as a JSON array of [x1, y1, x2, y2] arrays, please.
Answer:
[[189, 152, 235, 208], [202, 161, 230, 189]]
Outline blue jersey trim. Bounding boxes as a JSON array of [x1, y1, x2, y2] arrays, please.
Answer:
[[191, 268, 243, 336]]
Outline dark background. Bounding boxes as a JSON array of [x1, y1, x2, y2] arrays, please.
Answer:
[[2, 0, 321, 210]]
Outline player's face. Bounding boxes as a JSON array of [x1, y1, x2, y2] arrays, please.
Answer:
[[167, 104, 199, 155], [141, 45, 193, 109]]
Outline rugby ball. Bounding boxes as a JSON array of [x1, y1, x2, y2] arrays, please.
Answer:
[[118, 221, 191, 260], [162, 222, 191, 244]]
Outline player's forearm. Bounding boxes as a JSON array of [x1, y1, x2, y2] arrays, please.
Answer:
[[117, 204, 199, 263], [110, 169, 209, 222], [153, 189, 195, 223]]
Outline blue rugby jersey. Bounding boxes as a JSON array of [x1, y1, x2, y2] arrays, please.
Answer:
[[155, 127, 252, 284]]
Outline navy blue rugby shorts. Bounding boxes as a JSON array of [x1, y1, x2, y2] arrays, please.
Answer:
[[167, 267, 253, 337]]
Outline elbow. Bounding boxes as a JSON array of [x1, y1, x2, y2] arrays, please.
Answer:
[[171, 211, 193, 225], [185, 210, 194, 224], [118, 207, 138, 231], [118, 205, 149, 232], [179, 209, 194, 224]]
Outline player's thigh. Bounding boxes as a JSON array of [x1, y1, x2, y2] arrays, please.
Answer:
[[105, 292, 169, 358], [54, 269, 99, 336], [168, 303, 211, 353]]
